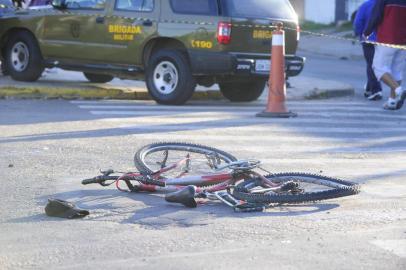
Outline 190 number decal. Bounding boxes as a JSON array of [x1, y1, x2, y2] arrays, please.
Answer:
[[191, 40, 213, 49]]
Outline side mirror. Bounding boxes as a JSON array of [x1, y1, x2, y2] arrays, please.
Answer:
[[52, 0, 67, 9]]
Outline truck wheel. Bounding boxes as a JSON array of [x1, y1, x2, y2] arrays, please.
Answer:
[[146, 49, 196, 105], [83, 72, 114, 83], [5, 32, 44, 82], [219, 80, 266, 102], [1, 61, 8, 75]]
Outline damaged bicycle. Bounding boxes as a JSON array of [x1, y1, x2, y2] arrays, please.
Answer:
[[81, 142, 360, 212]]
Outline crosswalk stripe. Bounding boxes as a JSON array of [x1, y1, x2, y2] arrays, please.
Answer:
[[69, 99, 371, 107], [118, 123, 406, 133], [97, 133, 404, 144], [70, 100, 371, 106], [371, 240, 406, 258], [70, 99, 406, 154], [79, 104, 383, 112], [95, 113, 404, 127], [89, 110, 406, 122]]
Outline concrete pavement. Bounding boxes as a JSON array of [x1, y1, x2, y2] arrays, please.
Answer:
[[1, 98, 405, 269]]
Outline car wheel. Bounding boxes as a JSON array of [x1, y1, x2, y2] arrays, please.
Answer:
[[83, 72, 114, 83], [5, 31, 44, 81], [146, 49, 196, 105], [219, 80, 266, 102]]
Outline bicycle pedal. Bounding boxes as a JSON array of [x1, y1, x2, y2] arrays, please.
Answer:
[[214, 191, 241, 207]]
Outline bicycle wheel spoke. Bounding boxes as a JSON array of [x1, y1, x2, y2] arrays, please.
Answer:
[[134, 142, 237, 179]]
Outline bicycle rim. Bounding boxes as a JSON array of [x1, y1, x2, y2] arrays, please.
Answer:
[[232, 172, 360, 204], [134, 142, 237, 178]]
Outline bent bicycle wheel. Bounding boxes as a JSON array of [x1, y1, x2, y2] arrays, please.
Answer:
[[134, 142, 237, 178], [233, 172, 360, 204]]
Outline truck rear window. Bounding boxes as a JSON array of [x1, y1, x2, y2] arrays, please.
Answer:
[[170, 0, 218, 16], [222, 0, 296, 20]]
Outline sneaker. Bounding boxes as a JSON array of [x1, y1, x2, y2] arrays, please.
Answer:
[[383, 98, 398, 110], [364, 90, 372, 98], [395, 90, 406, 110], [367, 91, 383, 101]]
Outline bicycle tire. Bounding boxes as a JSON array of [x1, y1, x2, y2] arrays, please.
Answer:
[[232, 172, 360, 204], [134, 142, 237, 175]]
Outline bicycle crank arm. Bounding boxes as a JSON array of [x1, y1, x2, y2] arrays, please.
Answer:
[[214, 191, 267, 212], [214, 191, 244, 207]]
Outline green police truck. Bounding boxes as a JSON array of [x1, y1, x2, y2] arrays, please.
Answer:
[[0, 0, 304, 105]]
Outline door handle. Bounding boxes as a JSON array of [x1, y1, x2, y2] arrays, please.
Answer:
[[96, 17, 105, 24], [142, 20, 153, 27]]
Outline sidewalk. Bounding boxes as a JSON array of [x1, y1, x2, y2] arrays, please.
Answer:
[[298, 30, 364, 60], [0, 69, 354, 101]]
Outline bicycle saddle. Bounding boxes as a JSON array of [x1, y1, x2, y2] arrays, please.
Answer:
[[165, 185, 197, 208]]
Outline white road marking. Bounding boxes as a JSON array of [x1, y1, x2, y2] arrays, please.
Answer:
[[70, 100, 370, 106], [79, 104, 383, 112], [70, 100, 406, 154], [118, 124, 406, 133], [371, 240, 406, 258]]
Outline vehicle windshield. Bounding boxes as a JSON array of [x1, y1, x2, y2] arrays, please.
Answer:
[[0, 0, 13, 7], [222, 0, 297, 20]]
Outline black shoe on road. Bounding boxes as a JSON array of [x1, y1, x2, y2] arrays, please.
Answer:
[[364, 91, 372, 98], [367, 91, 383, 101]]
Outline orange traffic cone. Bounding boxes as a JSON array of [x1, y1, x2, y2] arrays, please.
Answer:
[[257, 23, 297, 118]]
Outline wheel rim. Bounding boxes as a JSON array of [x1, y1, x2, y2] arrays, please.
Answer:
[[11, 42, 29, 72], [153, 61, 179, 95], [134, 143, 237, 177]]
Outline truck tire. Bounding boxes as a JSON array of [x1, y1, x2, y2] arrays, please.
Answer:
[[83, 72, 114, 83], [146, 49, 196, 105], [5, 31, 44, 82], [0, 61, 8, 75], [219, 80, 266, 102]]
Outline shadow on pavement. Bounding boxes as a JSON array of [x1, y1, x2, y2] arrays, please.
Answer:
[[6, 189, 340, 229]]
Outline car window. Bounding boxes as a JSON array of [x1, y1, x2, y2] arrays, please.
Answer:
[[65, 0, 106, 9], [222, 0, 296, 20], [115, 0, 153, 11], [170, 0, 218, 16]]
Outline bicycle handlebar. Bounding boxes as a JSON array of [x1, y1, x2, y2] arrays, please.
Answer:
[[81, 174, 166, 187], [81, 175, 119, 185]]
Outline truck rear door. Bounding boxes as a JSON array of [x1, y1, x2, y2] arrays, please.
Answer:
[[220, 0, 299, 55]]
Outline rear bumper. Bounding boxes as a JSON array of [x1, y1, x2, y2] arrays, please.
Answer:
[[190, 51, 305, 78], [234, 55, 305, 77]]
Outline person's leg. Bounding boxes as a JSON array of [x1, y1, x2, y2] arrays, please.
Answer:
[[391, 49, 405, 85], [391, 49, 406, 109], [380, 73, 400, 98], [362, 43, 372, 97], [373, 46, 400, 109], [364, 43, 382, 100]]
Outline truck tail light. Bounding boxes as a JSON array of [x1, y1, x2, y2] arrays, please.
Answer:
[[217, 22, 232, 45], [296, 25, 301, 41]]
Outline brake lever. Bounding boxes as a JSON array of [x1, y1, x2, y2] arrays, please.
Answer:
[[100, 169, 114, 176]]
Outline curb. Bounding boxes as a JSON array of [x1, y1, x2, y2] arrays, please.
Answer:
[[305, 88, 355, 100], [0, 86, 224, 101], [0, 85, 354, 101]]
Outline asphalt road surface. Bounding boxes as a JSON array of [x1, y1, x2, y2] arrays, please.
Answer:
[[1, 95, 405, 269]]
